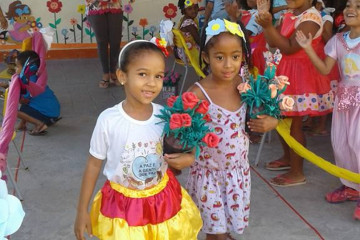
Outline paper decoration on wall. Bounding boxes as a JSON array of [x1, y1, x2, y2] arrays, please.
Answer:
[[3, 1, 41, 44], [163, 3, 177, 20], [76, 4, 86, 43], [46, 0, 63, 43], [123, 2, 134, 42], [139, 18, 149, 39]]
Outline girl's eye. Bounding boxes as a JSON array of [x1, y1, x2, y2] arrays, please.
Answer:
[[139, 73, 146, 77], [156, 75, 164, 79], [216, 56, 223, 60], [233, 55, 241, 60]]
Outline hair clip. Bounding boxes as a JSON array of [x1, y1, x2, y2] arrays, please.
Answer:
[[150, 37, 169, 57], [205, 18, 246, 45], [184, 0, 194, 7]]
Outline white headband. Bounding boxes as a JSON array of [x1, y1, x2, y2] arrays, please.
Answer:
[[118, 40, 149, 69]]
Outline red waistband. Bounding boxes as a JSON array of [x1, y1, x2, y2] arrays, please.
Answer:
[[100, 170, 182, 226]]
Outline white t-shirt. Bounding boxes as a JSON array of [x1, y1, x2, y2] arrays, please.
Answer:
[[90, 102, 167, 190]]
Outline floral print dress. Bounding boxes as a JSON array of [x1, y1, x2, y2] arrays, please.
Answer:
[[186, 82, 251, 234]]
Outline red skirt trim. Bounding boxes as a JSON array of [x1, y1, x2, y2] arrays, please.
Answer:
[[99, 170, 182, 226]]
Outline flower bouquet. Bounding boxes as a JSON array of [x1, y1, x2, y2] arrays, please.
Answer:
[[156, 92, 219, 174], [162, 70, 181, 99], [238, 50, 294, 132]]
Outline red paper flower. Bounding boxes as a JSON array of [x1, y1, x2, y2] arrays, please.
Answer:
[[170, 114, 183, 130], [180, 114, 192, 127], [47, 0, 63, 13], [203, 114, 212, 122], [202, 133, 219, 148], [182, 92, 199, 110], [163, 3, 177, 19], [139, 18, 148, 27], [167, 96, 178, 107], [196, 100, 209, 114]]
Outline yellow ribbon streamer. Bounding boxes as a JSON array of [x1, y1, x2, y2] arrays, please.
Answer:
[[276, 118, 360, 184]]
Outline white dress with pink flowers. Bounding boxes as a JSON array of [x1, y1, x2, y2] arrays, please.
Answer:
[[186, 82, 251, 234]]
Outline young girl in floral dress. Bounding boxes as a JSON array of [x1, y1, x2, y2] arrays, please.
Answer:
[[186, 19, 278, 240]]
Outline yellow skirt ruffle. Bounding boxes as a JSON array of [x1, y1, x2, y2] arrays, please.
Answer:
[[90, 173, 202, 240]]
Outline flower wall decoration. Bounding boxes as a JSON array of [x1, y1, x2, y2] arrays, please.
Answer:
[[84, 20, 95, 43], [163, 3, 177, 20], [123, 3, 134, 42], [139, 18, 149, 39], [61, 28, 69, 43], [47, 0, 63, 43], [69, 18, 78, 42], [77, 4, 87, 43]]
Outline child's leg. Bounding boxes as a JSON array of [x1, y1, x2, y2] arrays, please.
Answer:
[[206, 233, 229, 240], [16, 119, 27, 131], [271, 116, 306, 186], [17, 111, 47, 133], [265, 132, 291, 170]]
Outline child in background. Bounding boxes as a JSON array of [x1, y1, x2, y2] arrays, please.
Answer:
[[295, 0, 360, 221], [176, 0, 201, 63], [74, 40, 202, 240], [15, 51, 61, 136], [186, 19, 278, 239], [256, 0, 334, 186], [204, 0, 230, 25], [303, 0, 338, 136]]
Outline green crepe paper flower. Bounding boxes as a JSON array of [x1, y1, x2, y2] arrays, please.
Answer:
[[240, 64, 287, 119]]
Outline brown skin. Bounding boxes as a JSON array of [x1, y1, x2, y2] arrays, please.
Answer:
[[74, 50, 196, 240], [189, 32, 277, 239], [181, 4, 201, 46], [257, 0, 320, 184]]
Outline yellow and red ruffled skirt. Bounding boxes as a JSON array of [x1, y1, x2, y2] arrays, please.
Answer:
[[90, 170, 202, 240]]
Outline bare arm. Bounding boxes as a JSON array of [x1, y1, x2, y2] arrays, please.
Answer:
[[204, 2, 214, 25], [74, 155, 102, 240], [248, 115, 278, 133], [164, 149, 196, 170], [272, 5, 287, 15], [256, 11, 321, 55], [322, 20, 333, 43], [295, 30, 336, 75]]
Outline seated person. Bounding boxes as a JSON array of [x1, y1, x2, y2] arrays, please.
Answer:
[[15, 50, 61, 135]]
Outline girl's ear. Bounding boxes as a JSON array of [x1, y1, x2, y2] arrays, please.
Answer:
[[201, 52, 209, 65], [116, 69, 126, 85]]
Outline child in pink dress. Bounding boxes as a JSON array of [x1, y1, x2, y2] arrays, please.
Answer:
[[186, 19, 278, 239], [296, 0, 360, 221], [256, 0, 334, 186]]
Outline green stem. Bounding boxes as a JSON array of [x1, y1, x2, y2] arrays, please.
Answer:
[[73, 25, 76, 43], [54, 13, 58, 43], [90, 27, 93, 43], [81, 14, 84, 43], [142, 26, 145, 39], [127, 13, 130, 42]]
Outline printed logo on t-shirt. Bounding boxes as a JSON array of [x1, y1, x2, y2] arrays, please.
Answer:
[[132, 153, 161, 181], [342, 53, 360, 79]]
